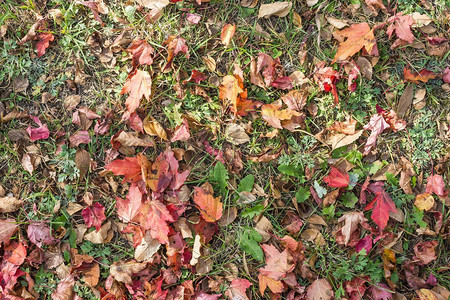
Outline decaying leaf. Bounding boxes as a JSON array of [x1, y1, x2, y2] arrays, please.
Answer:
[[221, 24, 236, 47], [258, 2, 292, 18]]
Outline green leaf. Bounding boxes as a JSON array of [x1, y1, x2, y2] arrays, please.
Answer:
[[340, 192, 358, 208], [239, 227, 263, 262], [68, 229, 77, 248], [238, 175, 254, 193], [345, 150, 363, 165], [296, 186, 310, 203], [386, 172, 399, 187], [241, 204, 264, 218], [214, 162, 229, 194], [278, 164, 301, 177]]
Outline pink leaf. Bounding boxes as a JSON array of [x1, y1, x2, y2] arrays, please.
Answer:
[[82, 202, 106, 231], [186, 13, 201, 24], [363, 113, 390, 155], [27, 222, 56, 248], [69, 130, 91, 147], [171, 119, 190, 142], [116, 182, 144, 223], [426, 174, 446, 197], [26, 115, 50, 141]]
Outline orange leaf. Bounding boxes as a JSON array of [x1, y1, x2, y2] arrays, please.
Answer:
[[126, 39, 154, 69], [221, 24, 236, 47], [36, 32, 54, 57], [139, 199, 174, 244], [332, 23, 375, 63], [120, 69, 152, 114], [403, 66, 437, 84], [219, 75, 243, 115], [163, 35, 189, 70], [105, 156, 142, 183], [258, 274, 284, 295], [261, 102, 301, 129], [193, 183, 223, 222]]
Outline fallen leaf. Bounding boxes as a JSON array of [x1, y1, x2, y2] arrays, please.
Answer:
[[82, 202, 106, 231], [51, 274, 75, 300], [281, 90, 308, 111], [313, 61, 340, 105], [364, 182, 398, 230], [363, 113, 390, 155], [306, 278, 334, 300], [193, 183, 223, 223], [36, 32, 54, 57], [387, 13, 415, 43], [338, 212, 369, 245], [186, 12, 201, 24], [182, 70, 207, 84], [79, 1, 104, 26], [404, 66, 437, 83], [7, 242, 27, 266], [135, 0, 169, 10], [221, 24, 236, 47], [75, 149, 90, 180], [225, 123, 250, 145], [27, 116, 50, 141], [326, 16, 349, 29], [219, 75, 243, 116], [105, 156, 142, 183], [13, 77, 29, 93], [259, 244, 294, 280], [0, 196, 23, 213], [121, 69, 152, 114], [84, 220, 113, 243], [332, 23, 376, 63], [139, 199, 174, 244], [356, 56, 373, 80], [258, 274, 284, 295], [425, 174, 446, 197], [328, 117, 357, 135], [365, 0, 386, 15], [397, 84, 414, 117], [27, 222, 57, 248], [116, 183, 143, 223], [369, 283, 394, 300], [163, 35, 189, 70], [225, 278, 252, 300], [414, 240, 438, 264], [0, 219, 18, 246], [171, 118, 190, 142], [126, 39, 154, 69], [114, 131, 153, 147], [69, 130, 91, 147], [323, 166, 350, 188], [110, 260, 147, 284], [261, 102, 301, 129], [415, 193, 435, 211], [189, 234, 202, 265], [134, 231, 161, 262], [143, 115, 168, 140], [258, 2, 292, 18]]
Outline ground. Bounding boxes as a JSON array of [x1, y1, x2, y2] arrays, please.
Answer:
[[0, 0, 449, 299]]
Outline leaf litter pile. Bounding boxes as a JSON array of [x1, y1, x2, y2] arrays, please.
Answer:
[[0, 0, 449, 299]]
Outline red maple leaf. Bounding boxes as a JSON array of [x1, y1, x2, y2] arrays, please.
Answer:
[[163, 35, 189, 70], [26, 116, 50, 141], [36, 32, 54, 57], [364, 182, 398, 230], [121, 69, 152, 114], [127, 39, 154, 69], [139, 199, 174, 244], [323, 166, 350, 188], [82, 202, 106, 231], [105, 156, 142, 183]]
